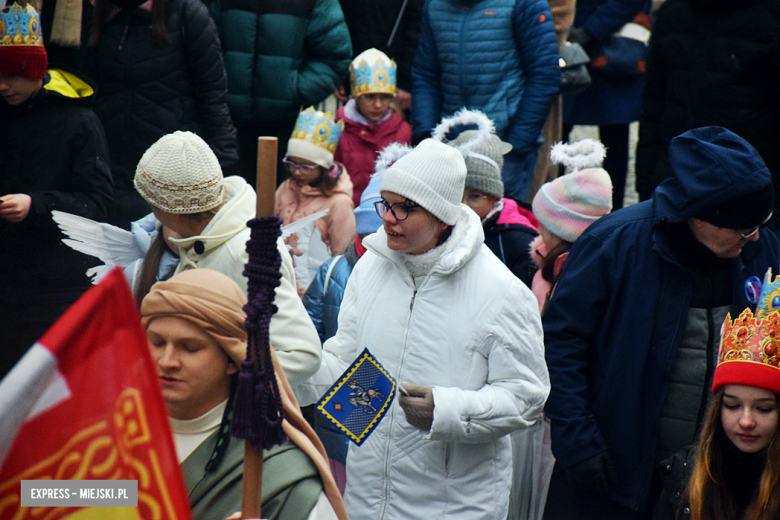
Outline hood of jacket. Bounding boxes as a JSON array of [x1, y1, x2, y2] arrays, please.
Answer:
[[652, 127, 773, 224], [494, 198, 539, 228], [42, 68, 97, 105], [171, 176, 254, 264], [362, 205, 485, 279]]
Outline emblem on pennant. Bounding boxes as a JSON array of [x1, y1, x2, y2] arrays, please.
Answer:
[[316, 349, 397, 446]]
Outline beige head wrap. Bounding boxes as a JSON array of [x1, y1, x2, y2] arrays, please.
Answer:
[[141, 269, 347, 520]]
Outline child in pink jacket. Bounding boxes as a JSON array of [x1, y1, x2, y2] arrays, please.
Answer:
[[530, 167, 612, 315], [333, 48, 412, 207], [276, 107, 356, 276]]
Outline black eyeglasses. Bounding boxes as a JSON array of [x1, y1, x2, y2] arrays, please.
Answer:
[[374, 199, 421, 221], [739, 211, 773, 239]]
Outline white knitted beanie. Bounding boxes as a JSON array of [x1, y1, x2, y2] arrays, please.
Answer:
[[380, 139, 466, 225], [134, 131, 224, 214]]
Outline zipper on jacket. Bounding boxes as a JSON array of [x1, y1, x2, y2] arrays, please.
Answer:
[[380, 278, 417, 519], [118, 24, 129, 50]]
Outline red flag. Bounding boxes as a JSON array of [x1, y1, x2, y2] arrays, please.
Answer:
[[0, 268, 193, 520]]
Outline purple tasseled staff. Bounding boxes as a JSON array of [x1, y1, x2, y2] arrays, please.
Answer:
[[231, 216, 287, 448], [230, 137, 285, 519]]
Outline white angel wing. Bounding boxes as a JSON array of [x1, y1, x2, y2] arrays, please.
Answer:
[[292, 225, 332, 293], [51, 210, 145, 284], [280, 209, 330, 240]]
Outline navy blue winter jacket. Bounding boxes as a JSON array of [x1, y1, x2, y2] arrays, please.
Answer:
[[542, 132, 779, 510], [411, 0, 560, 153]]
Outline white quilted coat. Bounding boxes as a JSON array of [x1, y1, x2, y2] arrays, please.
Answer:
[[297, 207, 550, 519]]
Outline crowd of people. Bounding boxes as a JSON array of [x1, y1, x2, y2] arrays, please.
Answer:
[[2, 0, 780, 519]]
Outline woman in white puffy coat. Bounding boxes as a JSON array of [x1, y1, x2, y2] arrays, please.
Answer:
[[297, 139, 550, 519]]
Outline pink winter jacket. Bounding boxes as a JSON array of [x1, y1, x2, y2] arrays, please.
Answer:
[[275, 168, 356, 256], [529, 235, 569, 315]]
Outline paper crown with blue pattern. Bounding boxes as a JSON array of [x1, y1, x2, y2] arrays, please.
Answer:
[[287, 107, 344, 169], [0, 3, 47, 79], [350, 48, 397, 97]]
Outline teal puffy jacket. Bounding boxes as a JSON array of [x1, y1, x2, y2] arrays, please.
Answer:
[[210, 0, 352, 129]]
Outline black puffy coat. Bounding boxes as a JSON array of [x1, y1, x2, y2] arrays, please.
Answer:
[[653, 447, 694, 520], [636, 0, 780, 201], [87, 0, 238, 228], [337, 0, 423, 92], [0, 68, 114, 374]]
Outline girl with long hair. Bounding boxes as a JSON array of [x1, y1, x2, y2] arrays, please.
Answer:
[[654, 308, 780, 520]]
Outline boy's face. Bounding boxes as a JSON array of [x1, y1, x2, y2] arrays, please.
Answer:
[[356, 93, 394, 123], [0, 73, 43, 105]]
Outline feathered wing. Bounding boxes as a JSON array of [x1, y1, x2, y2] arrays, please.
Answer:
[[51, 211, 145, 284], [280, 209, 330, 240]]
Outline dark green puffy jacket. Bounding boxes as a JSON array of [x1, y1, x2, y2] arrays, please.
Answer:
[[210, 0, 352, 130]]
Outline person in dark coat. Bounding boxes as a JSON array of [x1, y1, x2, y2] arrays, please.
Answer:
[[411, 0, 560, 203], [210, 0, 352, 187], [563, 0, 651, 210], [636, 0, 780, 212], [334, 0, 424, 112], [86, 0, 238, 229], [541, 127, 779, 520], [0, 3, 114, 377]]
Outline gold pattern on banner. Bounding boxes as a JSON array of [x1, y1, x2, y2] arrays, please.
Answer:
[[0, 389, 181, 519]]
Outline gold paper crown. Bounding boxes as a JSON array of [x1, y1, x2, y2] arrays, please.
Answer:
[[289, 107, 344, 154], [0, 3, 44, 47], [349, 48, 397, 97]]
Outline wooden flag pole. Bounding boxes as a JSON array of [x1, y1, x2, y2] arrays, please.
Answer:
[[240, 136, 278, 520], [255, 137, 278, 218]]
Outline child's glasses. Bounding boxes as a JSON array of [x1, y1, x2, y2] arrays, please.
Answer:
[[283, 158, 318, 173]]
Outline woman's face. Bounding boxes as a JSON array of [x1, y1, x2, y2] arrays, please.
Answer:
[[381, 191, 448, 255], [720, 384, 778, 453]]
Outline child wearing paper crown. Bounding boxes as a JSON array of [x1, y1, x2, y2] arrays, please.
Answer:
[[529, 139, 612, 314], [653, 304, 780, 520], [333, 48, 412, 207], [0, 3, 114, 377], [275, 108, 356, 272]]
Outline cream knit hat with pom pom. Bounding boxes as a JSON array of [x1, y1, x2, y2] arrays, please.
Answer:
[[134, 131, 224, 214]]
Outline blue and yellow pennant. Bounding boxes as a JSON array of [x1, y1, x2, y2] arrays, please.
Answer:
[[316, 349, 397, 446]]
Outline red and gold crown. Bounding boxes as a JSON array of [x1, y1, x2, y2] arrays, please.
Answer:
[[714, 308, 780, 395], [0, 3, 47, 79]]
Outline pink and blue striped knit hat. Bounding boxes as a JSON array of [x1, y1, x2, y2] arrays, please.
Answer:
[[532, 168, 613, 243]]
